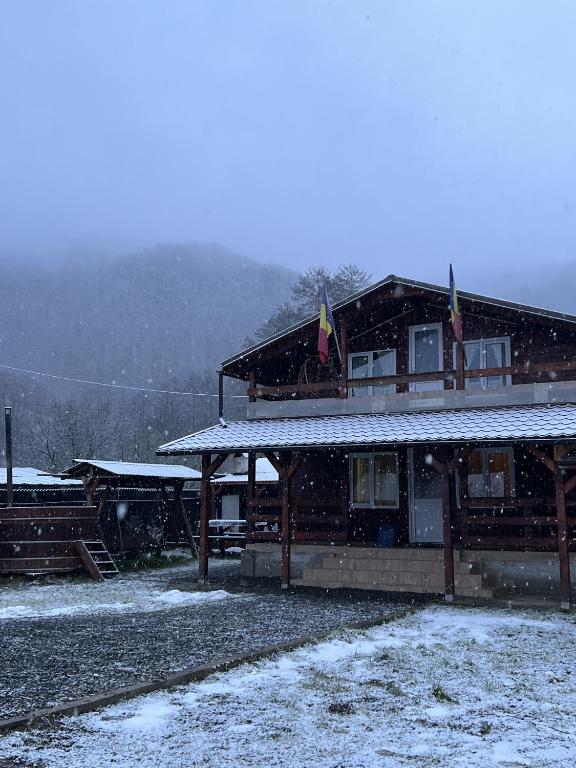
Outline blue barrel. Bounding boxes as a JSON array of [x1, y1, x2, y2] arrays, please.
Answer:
[[377, 526, 397, 548]]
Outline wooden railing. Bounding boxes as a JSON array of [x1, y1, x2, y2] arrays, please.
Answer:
[[459, 497, 576, 550], [249, 360, 576, 401], [245, 496, 348, 544]]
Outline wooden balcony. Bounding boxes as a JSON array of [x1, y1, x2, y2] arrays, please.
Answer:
[[246, 361, 576, 419]]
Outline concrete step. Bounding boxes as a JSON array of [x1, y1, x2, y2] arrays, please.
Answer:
[[294, 574, 493, 599], [301, 567, 444, 589], [293, 577, 444, 594], [322, 547, 459, 563], [299, 564, 490, 598], [319, 556, 473, 575]]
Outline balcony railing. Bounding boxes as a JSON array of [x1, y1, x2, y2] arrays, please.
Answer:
[[248, 360, 576, 401]]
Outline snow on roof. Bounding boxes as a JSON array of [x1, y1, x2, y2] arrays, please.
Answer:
[[158, 404, 576, 454], [211, 457, 278, 485], [0, 467, 82, 487], [66, 459, 201, 480]]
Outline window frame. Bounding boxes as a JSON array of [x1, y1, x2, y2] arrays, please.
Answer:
[[452, 335, 512, 389], [408, 322, 444, 392], [349, 451, 400, 509], [347, 348, 397, 396], [457, 446, 516, 504]]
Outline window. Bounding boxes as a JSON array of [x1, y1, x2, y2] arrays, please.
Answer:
[[409, 323, 444, 392], [350, 452, 399, 508], [348, 349, 396, 396], [466, 448, 515, 499], [453, 336, 511, 389]]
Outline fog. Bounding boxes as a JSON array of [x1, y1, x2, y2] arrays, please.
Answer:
[[2, 1, 576, 284]]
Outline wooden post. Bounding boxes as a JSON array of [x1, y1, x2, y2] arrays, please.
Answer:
[[247, 452, 256, 545], [455, 342, 465, 390], [174, 480, 198, 560], [199, 454, 211, 583], [339, 317, 348, 399], [555, 470, 571, 611], [529, 446, 572, 611], [4, 407, 13, 508], [280, 451, 292, 589], [441, 470, 455, 601], [248, 371, 256, 403]]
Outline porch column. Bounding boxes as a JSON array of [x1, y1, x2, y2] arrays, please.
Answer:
[[555, 470, 571, 611], [280, 451, 292, 589], [529, 447, 572, 612], [198, 451, 230, 583], [246, 452, 256, 545], [441, 470, 455, 601], [199, 454, 211, 583]]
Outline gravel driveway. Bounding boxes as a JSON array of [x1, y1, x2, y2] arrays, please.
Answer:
[[0, 560, 414, 720]]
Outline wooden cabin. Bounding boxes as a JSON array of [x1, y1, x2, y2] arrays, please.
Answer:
[[158, 275, 576, 610]]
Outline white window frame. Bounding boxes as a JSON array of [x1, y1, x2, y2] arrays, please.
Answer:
[[408, 323, 444, 392], [452, 336, 512, 389], [349, 452, 399, 509], [348, 349, 396, 396], [457, 446, 516, 505]]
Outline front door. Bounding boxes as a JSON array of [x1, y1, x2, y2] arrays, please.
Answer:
[[408, 447, 443, 543], [409, 323, 444, 392]]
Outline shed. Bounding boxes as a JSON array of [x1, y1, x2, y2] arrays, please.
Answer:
[[58, 460, 202, 557]]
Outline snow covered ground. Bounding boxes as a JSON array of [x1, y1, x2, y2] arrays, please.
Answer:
[[0, 556, 239, 619], [2, 606, 575, 767]]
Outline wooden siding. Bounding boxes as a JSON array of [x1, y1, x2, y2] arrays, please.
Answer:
[[0, 506, 98, 574]]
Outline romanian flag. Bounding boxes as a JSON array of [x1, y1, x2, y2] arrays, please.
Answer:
[[318, 285, 336, 364], [449, 264, 463, 344]]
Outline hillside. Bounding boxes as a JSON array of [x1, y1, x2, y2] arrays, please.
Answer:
[[0, 242, 294, 386], [0, 243, 294, 468]]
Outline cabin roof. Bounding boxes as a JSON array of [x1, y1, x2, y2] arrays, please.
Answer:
[[222, 274, 576, 374], [59, 459, 201, 482], [0, 467, 82, 488], [157, 403, 576, 454]]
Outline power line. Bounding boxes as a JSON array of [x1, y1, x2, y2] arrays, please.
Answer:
[[0, 363, 248, 398]]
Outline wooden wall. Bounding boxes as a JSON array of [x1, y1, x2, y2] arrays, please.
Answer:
[[0, 506, 98, 574]]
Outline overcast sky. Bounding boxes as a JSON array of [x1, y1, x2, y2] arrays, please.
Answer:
[[1, 1, 575, 285]]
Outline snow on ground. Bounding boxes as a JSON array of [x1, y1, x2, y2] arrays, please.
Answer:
[[0, 558, 239, 619], [2, 605, 575, 767]]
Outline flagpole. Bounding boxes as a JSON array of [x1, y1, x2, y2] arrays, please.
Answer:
[[332, 326, 342, 364]]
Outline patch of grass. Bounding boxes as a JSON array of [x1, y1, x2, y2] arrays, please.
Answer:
[[328, 701, 356, 715], [362, 679, 404, 697], [432, 684, 458, 704], [116, 552, 191, 572]]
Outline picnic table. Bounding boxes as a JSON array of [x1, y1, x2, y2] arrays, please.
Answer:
[[204, 519, 273, 554]]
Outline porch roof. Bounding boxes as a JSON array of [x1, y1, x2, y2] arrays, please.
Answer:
[[157, 403, 576, 455]]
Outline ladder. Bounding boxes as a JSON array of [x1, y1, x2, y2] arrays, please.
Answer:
[[75, 540, 119, 581]]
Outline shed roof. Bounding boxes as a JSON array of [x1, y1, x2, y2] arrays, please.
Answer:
[[158, 404, 576, 455], [0, 467, 82, 488], [222, 274, 576, 374], [60, 459, 201, 484]]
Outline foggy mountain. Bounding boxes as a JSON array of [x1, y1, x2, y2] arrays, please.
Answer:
[[0, 243, 294, 469], [0, 242, 294, 388]]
